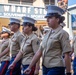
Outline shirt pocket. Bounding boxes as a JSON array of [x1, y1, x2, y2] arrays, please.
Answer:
[[25, 39, 32, 46], [47, 37, 59, 49], [11, 38, 17, 46], [22, 41, 32, 54]]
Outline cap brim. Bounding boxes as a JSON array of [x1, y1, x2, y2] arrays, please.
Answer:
[[45, 13, 55, 18], [45, 15, 53, 18], [21, 23, 27, 26], [8, 22, 20, 25], [21, 22, 34, 26], [8, 23, 14, 25], [0, 31, 10, 34], [45, 13, 62, 18]]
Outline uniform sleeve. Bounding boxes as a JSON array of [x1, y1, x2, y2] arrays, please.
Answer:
[[19, 38, 26, 54], [72, 37, 76, 48], [8, 39, 10, 48], [59, 31, 72, 54], [72, 40, 74, 49], [32, 38, 40, 53], [3, 40, 9, 51], [39, 42, 44, 52]]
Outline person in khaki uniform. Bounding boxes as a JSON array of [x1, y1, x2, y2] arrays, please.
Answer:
[[6, 18, 24, 75], [8, 17, 40, 75], [24, 5, 72, 75], [0, 27, 11, 75], [71, 36, 76, 75], [0, 18, 24, 75]]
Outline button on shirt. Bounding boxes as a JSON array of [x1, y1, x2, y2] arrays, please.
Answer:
[[39, 26, 71, 68], [9, 30, 24, 57], [20, 33, 40, 65]]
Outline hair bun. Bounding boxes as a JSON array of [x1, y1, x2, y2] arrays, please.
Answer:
[[33, 27, 38, 31], [59, 16, 65, 23]]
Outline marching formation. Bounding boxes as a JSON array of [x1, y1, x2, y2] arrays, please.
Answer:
[[0, 5, 75, 75]]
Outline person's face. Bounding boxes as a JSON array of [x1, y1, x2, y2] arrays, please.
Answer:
[[46, 16, 59, 28], [9, 24, 18, 32], [22, 25, 32, 34]]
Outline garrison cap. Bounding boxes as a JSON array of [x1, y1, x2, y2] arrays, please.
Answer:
[[8, 18, 20, 25], [45, 5, 65, 18]]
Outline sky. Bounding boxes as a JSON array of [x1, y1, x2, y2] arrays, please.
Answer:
[[68, 0, 76, 6]]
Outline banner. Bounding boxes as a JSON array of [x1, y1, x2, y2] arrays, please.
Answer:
[[0, 4, 46, 20], [57, 0, 68, 11], [71, 14, 76, 30]]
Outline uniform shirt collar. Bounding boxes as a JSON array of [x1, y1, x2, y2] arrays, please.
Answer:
[[14, 30, 20, 36], [26, 33, 34, 39], [51, 26, 62, 33]]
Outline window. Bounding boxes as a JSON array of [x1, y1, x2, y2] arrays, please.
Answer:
[[44, 0, 55, 5], [8, 0, 21, 4], [8, 0, 33, 5], [44, 0, 49, 5], [21, 0, 33, 5]]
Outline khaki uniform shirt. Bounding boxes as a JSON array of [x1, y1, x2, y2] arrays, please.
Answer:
[[20, 33, 40, 65], [72, 36, 76, 56], [9, 30, 24, 57], [0, 39, 10, 61], [39, 26, 71, 68], [0, 40, 2, 62], [0, 40, 2, 54]]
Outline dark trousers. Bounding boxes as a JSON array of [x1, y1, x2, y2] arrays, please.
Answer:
[[73, 57, 76, 75], [42, 65, 65, 75], [0, 61, 9, 75], [5, 57, 21, 75], [22, 65, 35, 75]]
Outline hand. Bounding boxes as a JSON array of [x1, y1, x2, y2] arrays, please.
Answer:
[[8, 63, 15, 69], [34, 69, 39, 75], [24, 67, 31, 74]]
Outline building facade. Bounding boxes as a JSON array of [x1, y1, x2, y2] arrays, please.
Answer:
[[0, 0, 56, 30], [68, 4, 76, 38], [67, 0, 76, 40], [0, 0, 69, 38]]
